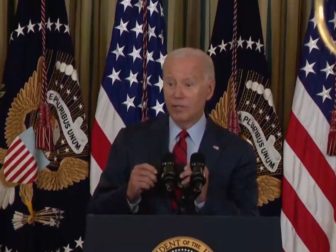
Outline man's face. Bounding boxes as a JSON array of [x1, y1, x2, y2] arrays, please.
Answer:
[[163, 56, 214, 129]]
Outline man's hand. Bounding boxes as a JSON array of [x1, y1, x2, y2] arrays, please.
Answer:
[[126, 163, 157, 203], [179, 165, 209, 202], [195, 166, 209, 203]]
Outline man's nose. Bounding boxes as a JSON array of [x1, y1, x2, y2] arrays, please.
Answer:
[[173, 84, 184, 97]]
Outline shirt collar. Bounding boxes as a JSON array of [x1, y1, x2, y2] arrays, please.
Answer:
[[169, 114, 207, 144]]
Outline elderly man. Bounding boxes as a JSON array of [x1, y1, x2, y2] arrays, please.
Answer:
[[88, 47, 258, 215]]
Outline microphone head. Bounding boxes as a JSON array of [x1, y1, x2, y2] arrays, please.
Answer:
[[190, 152, 205, 164], [161, 152, 174, 163], [160, 152, 176, 192], [190, 152, 205, 193]]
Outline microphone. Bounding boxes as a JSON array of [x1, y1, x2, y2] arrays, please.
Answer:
[[160, 153, 176, 192], [190, 153, 206, 193]]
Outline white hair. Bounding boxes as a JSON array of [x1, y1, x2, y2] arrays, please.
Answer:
[[163, 47, 215, 82]]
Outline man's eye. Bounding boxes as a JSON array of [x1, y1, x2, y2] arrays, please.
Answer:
[[165, 81, 173, 86]]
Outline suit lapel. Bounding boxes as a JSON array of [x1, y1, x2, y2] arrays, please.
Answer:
[[149, 116, 170, 159], [199, 120, 223, 172]]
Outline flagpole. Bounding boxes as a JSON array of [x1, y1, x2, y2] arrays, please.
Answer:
[[315, 0, 336, 55]]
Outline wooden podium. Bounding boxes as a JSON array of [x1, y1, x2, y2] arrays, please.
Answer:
[[84, 215, 281, 252]]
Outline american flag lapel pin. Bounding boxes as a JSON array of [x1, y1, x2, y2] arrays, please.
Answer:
[[212, 145, 219, 151]]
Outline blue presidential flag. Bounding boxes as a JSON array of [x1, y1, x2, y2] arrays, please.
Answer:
[[207, 0, 283, 215], [0, 0, 89, 251]]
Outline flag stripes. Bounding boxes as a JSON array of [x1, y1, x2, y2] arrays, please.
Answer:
[[3, 138, 38, 184]]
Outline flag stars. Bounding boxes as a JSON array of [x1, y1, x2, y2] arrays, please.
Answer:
[[120, 0, 132, 11], [277, 132, 282, 137], [237, 36, 244, 48], [265, 115, 270, 121], [15, 23, 25, 37], [159, 3, 164, 17], [152, 100, 165, 115], [79, 104, 83, 110], [208, 44, 216, 56], [229, 41, 234, 50], [317, 85, 332, 102], [305, 36, 319, 53], [155, 76, 163, 92], [75, 237, 84, 248], [138, 101, 146, 110], [65, 147, 69, 153], [157, 52, 166, 66], [218, 40, 227, 52], [128, 46, 142, 62], [328, 12, 336, 30], [66, 89, 71, 95], [321, 62, 335, 79], [131, 21, 142, 38], [148, 0, 159, 16], [147, 51, 155, 63], [134, 0, 142, 13], [123, 95, 136, 111], [245, 100, 250, 105], [73, 96, 78, 101], [255, 39, 264, 52], [64, 24, 70, 33], [63, 244, 73, 252], [108, 68, 121, 84], [159, 33, 164, 44], [126, 70, 138, 87], [310, 15, 317, 28], [47, 18, 53, 31], [271, 124, 275, 128], [54, 18, 62, 31], [259, 166, 264, 171], [27, 20, 35, 33], [115, 19, 129, 35], [60, 84, 64, 89], [259, 109, 263, 114], [148, 25, 157, 40], [246, 37, 254, 49], [38, 22, 43, 31], [252, 104, 256, 109], [112, 43, 125, 60], [301, 60, 315, 77]]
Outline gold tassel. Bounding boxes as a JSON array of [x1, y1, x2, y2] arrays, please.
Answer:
[[327, 110, 336, 155], [36, 102, 53, 151]]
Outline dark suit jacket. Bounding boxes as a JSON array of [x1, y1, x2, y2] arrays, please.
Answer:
[[88, 116, 258, 215]]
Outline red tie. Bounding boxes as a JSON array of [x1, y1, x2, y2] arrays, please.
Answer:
[[171, 129, 188, 212]]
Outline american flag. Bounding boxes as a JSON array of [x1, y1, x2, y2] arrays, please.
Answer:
[[281, 1, 336, 251], [90, 0, 167, 193]]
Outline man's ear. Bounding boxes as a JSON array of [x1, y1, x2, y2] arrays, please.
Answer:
[[206, 80, 215, 100]]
